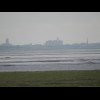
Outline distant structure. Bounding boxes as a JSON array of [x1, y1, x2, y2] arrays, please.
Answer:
[[1, 38, 12, 46], [6, 38, 10, 45], [1, 37, 100, 49], [86, 38, 88, 45], [44, 38, 63, 46]]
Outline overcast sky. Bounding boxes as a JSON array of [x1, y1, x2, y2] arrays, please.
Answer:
[[0, 12, 100, 45]]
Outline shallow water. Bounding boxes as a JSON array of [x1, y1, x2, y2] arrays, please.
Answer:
[[0, 48, 100, 72]]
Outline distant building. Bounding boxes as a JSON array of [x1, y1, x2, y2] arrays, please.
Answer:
[[6, 38, 10, 45], [45, 38, 63, 46], [1, 38, 12, 46], [87, 38, 88, 45]]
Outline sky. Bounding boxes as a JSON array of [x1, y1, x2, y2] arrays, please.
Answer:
[[0, 12, 100, 45]]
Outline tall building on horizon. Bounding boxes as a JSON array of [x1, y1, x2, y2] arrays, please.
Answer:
[[0, 38, 12, 46], [6, 38, 10, 45], [87, 38, 88, 45], [44, 38, 63, 46]]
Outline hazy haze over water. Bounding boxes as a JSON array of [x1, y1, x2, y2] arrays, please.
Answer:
[[0, 12, 100, 45]]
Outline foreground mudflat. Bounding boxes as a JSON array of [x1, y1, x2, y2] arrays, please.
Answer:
[[0, 70, 100, 87], [1, 49, 100, 72]]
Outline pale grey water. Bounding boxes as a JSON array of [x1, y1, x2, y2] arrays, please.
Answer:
[[0, 48, 100, 72]]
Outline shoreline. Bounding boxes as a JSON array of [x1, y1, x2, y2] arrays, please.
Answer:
[[0, 63, 100, 72], [0, 69, 100, 73]]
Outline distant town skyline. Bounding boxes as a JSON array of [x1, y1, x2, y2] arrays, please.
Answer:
[[0, 38, 63, 46], [1, 38, 100, 49], [0, 37, 99, 46], [0, 12, 100, 45]]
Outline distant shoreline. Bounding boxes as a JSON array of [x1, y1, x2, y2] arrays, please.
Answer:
[[1, 46, 100, 50], [1, 38, 100, 49]]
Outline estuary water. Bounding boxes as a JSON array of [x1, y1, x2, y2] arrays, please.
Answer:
[[0, 48, 100, 72]]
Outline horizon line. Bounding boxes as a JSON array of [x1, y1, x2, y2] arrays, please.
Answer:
[[1, 38, 100, 46]]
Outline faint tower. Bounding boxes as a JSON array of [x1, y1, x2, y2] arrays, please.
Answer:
[[6, 38, 10, 45], [57, 37, 59, 41], [86, 38, 88, 45]]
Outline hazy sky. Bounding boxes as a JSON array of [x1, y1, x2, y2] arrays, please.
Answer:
[[0, 12, 100, 45]]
